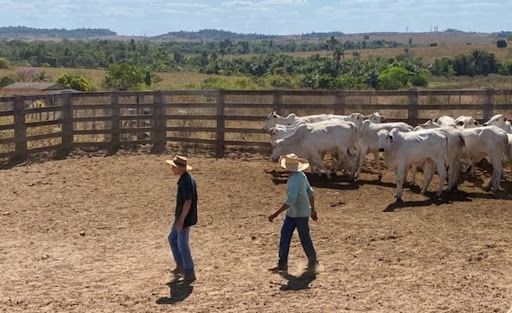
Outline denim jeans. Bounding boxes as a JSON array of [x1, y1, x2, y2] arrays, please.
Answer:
[[168, 223, 194, 274], [279, 215, 317, 266]]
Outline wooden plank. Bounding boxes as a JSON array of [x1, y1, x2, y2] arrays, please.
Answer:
[[223, 90, 274, 96], [118, 103, 155, 108], [27, 144, 61, 154], [0, 124, 14, 131], [119, 139, 153, 145], [73, 142, 110, 148], [73, 104, 112, 110], [119, 115, 154, 120], [416, 104, 485, 110], [24, 106, 64, 114], [165, 114, 217, 120], [26, 119, 62, 128], [0, 150, 16, 158], [224, 115, 266, 121], [0, 137, 16, 144], [73, 116, 112, 122], [163, 90, 218, 97], [166, 136, 217, 145], [166, 127, 217, 132], [164, 102, 216, 108], [224, 140, 271, 147], [493, 104, 512, 109], [27, 132, 63, 141], [223, 102, 274, 108], [120, 128, 152, 133], [0, 110, 14, 117], [224, 128, 267, 134], [73, 129, 111, 135]]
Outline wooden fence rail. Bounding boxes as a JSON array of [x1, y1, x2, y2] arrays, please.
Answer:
[[0, 88, 511, 162]]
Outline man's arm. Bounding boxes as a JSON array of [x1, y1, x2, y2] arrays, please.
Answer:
[[268, 203, 289, 223], [176, 200, 192, 231], [309, 194, 318, 222]]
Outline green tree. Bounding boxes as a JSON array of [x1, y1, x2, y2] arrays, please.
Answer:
[[378, 66, 409, 90], [0, 57, 9, 69], [56, 73, 95, 91], [497, 39, 508, 48], [104, 63, 150, 90]]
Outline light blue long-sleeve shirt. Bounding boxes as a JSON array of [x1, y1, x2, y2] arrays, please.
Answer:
[[285, 171, 314, 218]]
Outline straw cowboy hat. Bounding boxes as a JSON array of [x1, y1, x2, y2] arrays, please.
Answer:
[[279, 153, 309, 172], [166, 155, 193, 171]]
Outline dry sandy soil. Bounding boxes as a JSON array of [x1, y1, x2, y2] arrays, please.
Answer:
[[1, 152, 511, 313]]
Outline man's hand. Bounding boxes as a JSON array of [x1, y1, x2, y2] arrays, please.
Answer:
[[311, 209, 318, 222], [268, 212, 279, 223], [176, 220, 184, 231]]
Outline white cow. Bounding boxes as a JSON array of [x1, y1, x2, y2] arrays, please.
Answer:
[[459, 126, 509, 191], [378, 128, 449, 202], [263, 112, 365, 131], [366, 112, 384, 123], [455, 115, 480, 128], [271, 120, 359, 178], [484, 114, 512, 133], [412, 124, 466, 191], [355, 120, 414, 180], [433, 115, 456, 128]]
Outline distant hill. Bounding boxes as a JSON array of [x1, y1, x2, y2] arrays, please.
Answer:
[[151, 29, 278, 41], [151, 29, 347, 42], [0, 26, 117, 39]]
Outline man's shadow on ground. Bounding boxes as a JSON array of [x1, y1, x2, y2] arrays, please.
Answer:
[[156, 279, 194, 305], [275, 270, 317, 291]]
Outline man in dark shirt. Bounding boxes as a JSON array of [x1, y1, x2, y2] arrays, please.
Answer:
[[166, 155, 197, 282]]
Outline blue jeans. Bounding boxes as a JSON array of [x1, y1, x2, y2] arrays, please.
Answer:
[[168, 223, 194, 274], [279, 215, 317, 266]]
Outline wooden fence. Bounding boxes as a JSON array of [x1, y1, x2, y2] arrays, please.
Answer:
[[1, 88, 512, 163]]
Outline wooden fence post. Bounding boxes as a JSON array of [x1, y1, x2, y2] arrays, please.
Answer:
[[216, 89, 225, 157], [483, 88, 494, 121], [13, 97, 27, 162], [111, 93, 120, 151], [151, 91, 166, 153], [272, 89, 283, 115], [408, 89, 419, 125], [59, 93, 74, 156], [334, 90, 345, 115]]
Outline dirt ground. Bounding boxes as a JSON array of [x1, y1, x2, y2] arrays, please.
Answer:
[[1, 152, 511, 313]]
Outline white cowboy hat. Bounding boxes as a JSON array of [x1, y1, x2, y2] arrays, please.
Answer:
[[279, 153, 309, 172], [165, 155, 193, 171]]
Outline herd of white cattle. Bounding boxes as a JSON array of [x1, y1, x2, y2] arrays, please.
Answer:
[[263, 111, 512, 202]]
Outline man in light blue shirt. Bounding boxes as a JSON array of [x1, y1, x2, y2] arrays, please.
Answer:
[[268, 153, 318, 273]]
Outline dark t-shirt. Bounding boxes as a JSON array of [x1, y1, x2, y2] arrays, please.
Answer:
[[175, 172, 198, 227]]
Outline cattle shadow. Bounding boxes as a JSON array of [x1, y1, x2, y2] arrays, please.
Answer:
[[277, 271, 317, 291], [156, 279, 194, 305], [267, 169, 359, 190]]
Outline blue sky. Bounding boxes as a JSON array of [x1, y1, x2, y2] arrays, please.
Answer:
[[0, 0, 509, 36]]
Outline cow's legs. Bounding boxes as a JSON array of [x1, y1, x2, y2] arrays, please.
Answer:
[[372, 150, 382, 180], [434, 158, 447, 197], [394, 164, 407, 202], [420, 162, 433, 194]]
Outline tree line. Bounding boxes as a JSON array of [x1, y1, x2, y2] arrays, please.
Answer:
[[0, 37, 511, 91]]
